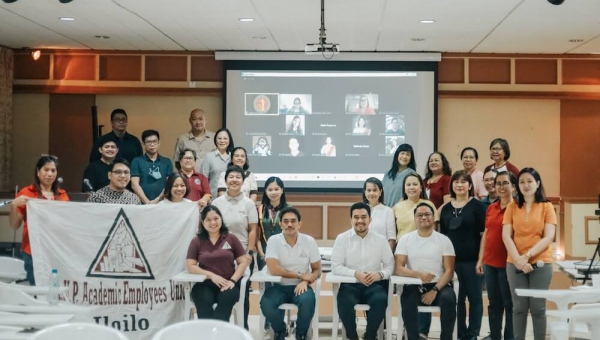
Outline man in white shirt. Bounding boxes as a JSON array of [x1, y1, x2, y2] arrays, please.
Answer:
[[261, 206, 322, 340], [395, 202, 457, 340], [331, 202, 395, 340]]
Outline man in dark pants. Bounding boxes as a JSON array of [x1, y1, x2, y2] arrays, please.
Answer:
[[395, 203, 457, 340], [331, 202, 394, 340]]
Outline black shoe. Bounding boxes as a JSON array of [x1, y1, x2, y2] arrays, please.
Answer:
[[274, 331, 286, 340], [296, 334, 307, 340], [481, 335, 493, 340]]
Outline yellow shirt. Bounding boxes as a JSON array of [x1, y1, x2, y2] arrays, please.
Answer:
[[393, 199, 438, 240], [503, 201, 557, 264]]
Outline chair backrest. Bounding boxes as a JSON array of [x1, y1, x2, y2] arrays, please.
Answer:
[[0, 285, 46, 306], [0, 257, 26, 283], [152, 320, 253, 340], [31, 323, 129, 340]]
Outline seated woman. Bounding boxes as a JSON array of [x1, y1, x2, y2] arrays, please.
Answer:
[[161, 172, 191, 203], [186, 205, 249, 321]]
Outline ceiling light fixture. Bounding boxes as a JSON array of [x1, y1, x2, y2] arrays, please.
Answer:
[[2, 0, 19, 3], [252, 36, 267, 40], [420, 19, 435, 24], [30, 50, 41, 61], [568, 39, 584, 43], [304, 0, 339, 58], [59, 0, 73, 3], [59, 17, 75, 21], [239, 18, 254, 22], [547, 0, 565, 5], [95, 35, 110, 39], [411, 38, 426, 42]]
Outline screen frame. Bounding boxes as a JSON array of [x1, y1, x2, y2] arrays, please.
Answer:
[[222, 60, 439, 193]]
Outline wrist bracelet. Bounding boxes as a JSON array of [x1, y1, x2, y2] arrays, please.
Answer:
[[230, 278, 237, 283]]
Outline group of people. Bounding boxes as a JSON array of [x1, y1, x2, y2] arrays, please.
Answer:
[[9, 107, 557, 340]]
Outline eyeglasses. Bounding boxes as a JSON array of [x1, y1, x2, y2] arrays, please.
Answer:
[[111, 170, 130, 176], [495, 181, 512, 187], [182, 156, 195, 161], [415, 213, 433, 219], [490, 147, 503, 152], [144, 140, 159, 145], [112, 118, 127, 123]]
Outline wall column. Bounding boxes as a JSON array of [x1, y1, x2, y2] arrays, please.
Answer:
[[0, 47, 14, 191]]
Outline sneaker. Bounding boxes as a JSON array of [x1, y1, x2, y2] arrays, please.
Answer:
[[263, 329, 271, 340]]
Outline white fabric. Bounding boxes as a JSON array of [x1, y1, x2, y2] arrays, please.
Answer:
[[395, 230, 455, 283], [159, 198, 192, 204], [265, 233, 320, 286], [212, 193, 258, 250], [27, 200, 199, 340], [331, 228, 395, 279], [369, 204, 396, 241], [217, 172, 258, 198]]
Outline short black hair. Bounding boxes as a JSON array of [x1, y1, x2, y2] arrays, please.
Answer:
[[279, 206, 302, 222], [141, 130, 160, 142], [179, 148, 197, 161], [164, 172, 189, 201], [460, 147, 479, 161], [414, 202, 435, 215], [98, 134, 118, 148], [198, 205, 229, 239], [228, 147, 249, 171], [109, 158, 130, 172], [110, 109, 127, 121], [224, 165, 246, 182], [350, 202, 371, 218], [362, 177, 384, 205]]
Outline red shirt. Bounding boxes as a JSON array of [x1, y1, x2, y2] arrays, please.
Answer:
[[484, 201, 508, 268], [425, 175, 451, 209], [186, 233, 245, 279], [16, 185, 69, 255], [182, 171, 210, 201]]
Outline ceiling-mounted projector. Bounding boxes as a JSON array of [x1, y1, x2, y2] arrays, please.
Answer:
[[305, 43, 340, 55]]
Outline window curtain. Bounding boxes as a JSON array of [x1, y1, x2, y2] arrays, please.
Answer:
[[0, 47, 13, 192]]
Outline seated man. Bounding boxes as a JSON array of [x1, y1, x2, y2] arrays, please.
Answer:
[[260, 206, 321, 340], [331, 202, 394, 340], [87, 159, 141, 205], [395, 203, 456, 340]]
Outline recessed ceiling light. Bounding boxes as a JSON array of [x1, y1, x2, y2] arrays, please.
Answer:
[[95, 35, 110, 39], [420, 19, 435, 24], [252, 36, 267, 40], [568, 39, 584, 43], [411, 38, 426, 42], [239, 18, 254, 22], [59, 17, 75, 21]]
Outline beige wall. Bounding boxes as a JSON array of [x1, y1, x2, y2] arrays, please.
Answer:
[[564, 202, 599, 258], [438, 98, 560, 196], [95, 95, 222, 162]]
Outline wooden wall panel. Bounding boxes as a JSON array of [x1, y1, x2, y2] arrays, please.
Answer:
[[327, 206, 351, 239], [515, 59, 557, 85], [295, 206, 323, 239], [191, 57, 223, 82], [54, 55, 95, 80], [145, 56, 187, 81], [438, 58, 464, 84], [469, 58, 511, 84], [14, 54, 50, 79], [99, 55, 141, 81], [49, 94, 96, 192], [560, 100, 600, 198], [563, 60, 600, 85]]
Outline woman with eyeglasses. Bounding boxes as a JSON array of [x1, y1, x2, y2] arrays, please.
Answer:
[[461, 147, 488, 200], [484, 138, 519, 178], [424, 152, 452, 209], [178, 149, 211, 208], [217, 147, 258, 203], [476, 171, 516, 340], [439, 170, 487, 340], [502, 168, 556, 340], [201, 128, 234, 198], [9, 155, 70, 285]]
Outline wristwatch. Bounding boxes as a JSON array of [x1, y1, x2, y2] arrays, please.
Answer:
[[247, 250, 255, 256], [432, 286, 440, 293], [297, 272, 302, 279]]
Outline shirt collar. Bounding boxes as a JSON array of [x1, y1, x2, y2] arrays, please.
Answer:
[[187, 131, 211, 140], [350, 227, 370, 239], [224, 192, 244, 201]]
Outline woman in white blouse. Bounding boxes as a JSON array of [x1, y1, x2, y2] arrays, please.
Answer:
[[217, 147, 258, 203], [362, 177, 396, 249]]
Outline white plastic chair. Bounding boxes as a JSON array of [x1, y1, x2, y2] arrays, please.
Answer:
[[152, 319, 253, 340], [340, 280, 392, 340], [0, 257, 26, 283], [272, 278, 322, 340], [31, 323, 128, 340], [550, 302, 600, 340]]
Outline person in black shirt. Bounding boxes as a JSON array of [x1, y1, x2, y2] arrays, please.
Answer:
[[89, 109, 142, 164], [439, 170, 486, 340], [82, 135, 118, 192]]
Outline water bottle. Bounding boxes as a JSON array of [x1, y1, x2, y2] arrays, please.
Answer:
[[48, 269, 59, 306]]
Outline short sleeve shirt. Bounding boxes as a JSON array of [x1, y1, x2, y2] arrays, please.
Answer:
[[217, 171, 258, 198], [186, 233, 245, 279], [396, 230, 455, 283], [484, 201, 508, 268], [425, 175, 451, 209], [393, 199, 438, 240], [212, 193, 258, 250], [182, 171, 210, 201], [173, 131, 216, 172], [130, 154, 174, 201], [265, 233, 321, 285]]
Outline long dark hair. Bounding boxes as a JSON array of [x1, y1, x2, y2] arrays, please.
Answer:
[[386, 143, 416, 180], [261, 176, 287, 210], [198, 205, 229, 239], [362, 177, 384, 205], [227, 146, 250, 171], [424, 152, 452, 181], [164, 172, 189, 201], [34, 155, 60, 195], [516, 167, 548, 208], [402, 172, 427, 200], [214, 128, 235, 154]]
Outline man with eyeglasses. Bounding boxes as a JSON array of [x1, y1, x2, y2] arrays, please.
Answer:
[[173, 109, 216, 172], [89, 109, 143, 164], [87, 159, 141, 205], [396, 202, 456, 340], [82, 134, 118, 192], [131, 130, 173, 204]]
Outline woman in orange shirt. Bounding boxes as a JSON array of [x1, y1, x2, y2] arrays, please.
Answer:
[[9, 155, 70, 285], [502, 168, 556, 340]]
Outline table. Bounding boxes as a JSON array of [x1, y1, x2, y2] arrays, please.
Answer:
[[326, 273, 393, 340], [547, 308, 600, 339], [556, 260, 598, 281], [515, 289, 600, 315], [171, 271, 206, 320]]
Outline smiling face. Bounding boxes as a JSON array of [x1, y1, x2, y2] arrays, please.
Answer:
[[452, 176, 472, 198], [518, 173, 539, 199], [202, 210, 222, 235], [170, 177, 187, 202], [180, 151, 196, 172], [37, 161, 57, 189], [351, 208, 371, 236], [490, 142, 505, 163], [404, 175, 422, 201], [232, 149, 247, 168], [225, 170, 244, 192], [99, 141, 118, 161], [215, 131, 230, 152], [266, 181, 283, 205], [461, 149, 477, 172], [279, 211, 302, 238], [358, 117, 366, 127], [415, 205, 435, 230], [397, 150, 411, 168], [364, 182, 382, 205], [109, 163, 131, 191], [428, 153, 443, 173], [495, 173, 514, 199], [483, 171, 497, 194]]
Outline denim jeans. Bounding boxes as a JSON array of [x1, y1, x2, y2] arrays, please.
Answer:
[[455, 261, 484, 339], [260, 284, 316, 337], [337, 281, 388, 340], [484, 264, 514, 340], [22, 252, 35, 285]]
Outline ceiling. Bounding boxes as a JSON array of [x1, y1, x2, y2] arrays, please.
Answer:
[[1, 0, 599, 54]]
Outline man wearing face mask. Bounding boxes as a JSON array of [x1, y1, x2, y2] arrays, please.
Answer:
[[130, 130, 173, 204], [331, 202, 395, 340]]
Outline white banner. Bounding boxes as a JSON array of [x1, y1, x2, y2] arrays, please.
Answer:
[[28, 200, 199, 340]]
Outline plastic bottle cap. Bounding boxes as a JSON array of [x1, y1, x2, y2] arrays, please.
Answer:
[[52, 269, 57, 274]]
